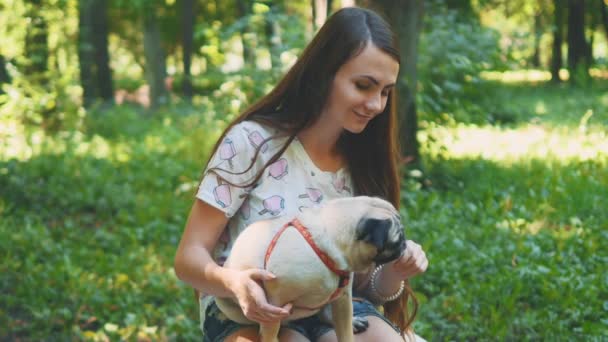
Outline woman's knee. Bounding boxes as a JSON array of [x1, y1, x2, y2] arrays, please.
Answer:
[[223, 326, 311, 342], [223, 326, 260, 342], [317, 316, 404, 342]]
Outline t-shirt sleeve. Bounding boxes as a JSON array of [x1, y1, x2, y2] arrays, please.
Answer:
[[197, 123, 267, 217]]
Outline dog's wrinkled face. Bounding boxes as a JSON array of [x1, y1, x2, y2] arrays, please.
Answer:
[[310, 196, 406, 271], [355, 215, 406, 264]]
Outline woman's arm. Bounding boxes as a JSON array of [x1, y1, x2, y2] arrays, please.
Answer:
[[174, 199, 291, 323], [174, 199, 236, 296]]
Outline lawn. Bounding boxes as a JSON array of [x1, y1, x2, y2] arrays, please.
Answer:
[[1, 75, 606, 341]]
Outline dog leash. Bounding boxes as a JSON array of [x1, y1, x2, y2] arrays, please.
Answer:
[[264, 218, 350, 309]]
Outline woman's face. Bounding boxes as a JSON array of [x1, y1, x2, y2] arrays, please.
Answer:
[[321, 43, 400, 134]]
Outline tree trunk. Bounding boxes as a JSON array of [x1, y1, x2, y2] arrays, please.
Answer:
[[340, 0, 355, 7], [312, 0, 328, 30], [0, 55, 10, 94], [532, 11, 542, 67], [25, 0, 49, 82], [91, 0, 113, 103], [567, 0, 589, 83], [601, 0, 608, 41], [372, 0, 424, 164], [551, 0, 564, 82], [143, 8, 169, 109], [78, 0, 96, 107], [181, 0, 195, 99], [265, 3, 282, 70], [236, 0, 255, 67]]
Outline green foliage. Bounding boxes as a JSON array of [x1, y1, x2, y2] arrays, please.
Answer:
[[406, 156, 607, 340], [405, 78, 608, 340], [418, 0, 504, 124], [0, 0, 81, 132], [0, 104, 226, 340], [1, 0, 607, 339], [2, 77, 607, 340]]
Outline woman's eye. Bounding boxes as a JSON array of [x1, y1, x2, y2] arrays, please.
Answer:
[[381, 90, 390, 97], [356, 82, 371, 90]]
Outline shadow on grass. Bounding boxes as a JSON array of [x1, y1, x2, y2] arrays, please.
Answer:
[[475, 78, 608, 128]]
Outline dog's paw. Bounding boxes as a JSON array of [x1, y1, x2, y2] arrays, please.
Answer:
[[352, 316, 369, 334]]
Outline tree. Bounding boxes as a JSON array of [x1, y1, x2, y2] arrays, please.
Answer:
[[265, 2, 283, 69], [0, 55, 11, 94], [79, 0, 96, 107], [143, 4, 169, 109], [78, 0, 113, 108], [24, 0, 49, 82], [531, 8, 543, 67], [368, 0, 424, 164], [92, 0, 113, 103], [551, 0, 565, 82], [236, 0, 255, 67], [601, 0, 608, 40], [181, 0, 195, 99], [312, 0, 328, 30], [567, 0, 589, 83]]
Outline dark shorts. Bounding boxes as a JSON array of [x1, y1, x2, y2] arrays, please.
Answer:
[[201, 297, 400, 342]]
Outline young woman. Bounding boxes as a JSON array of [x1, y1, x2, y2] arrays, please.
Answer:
[[174, 7, 428, 342]]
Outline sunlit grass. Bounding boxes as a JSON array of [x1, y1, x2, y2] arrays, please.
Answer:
[[1, 71, 607, 340], [481, 67, 608, 83], [421, 122, 608, 163]]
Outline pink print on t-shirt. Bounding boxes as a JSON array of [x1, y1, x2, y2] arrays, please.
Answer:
[[213, 183, 232, 208], [248, 130, 268, 153], [219, 138, 237, 168], [299, 187, 323, 204], [258, 195, 285, 216], [268, 158, 288, 180], [332, 176, 352, 194]]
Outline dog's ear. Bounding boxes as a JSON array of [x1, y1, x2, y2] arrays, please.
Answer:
[[355, 217, 391, 251]]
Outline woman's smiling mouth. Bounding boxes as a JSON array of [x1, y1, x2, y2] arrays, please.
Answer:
[[354, 111, 373, 120]]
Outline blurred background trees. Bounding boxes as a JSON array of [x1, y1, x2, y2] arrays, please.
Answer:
[[2, 0, 607, 158], [1, 0, 606, 140], [1, 1, 607, 340]]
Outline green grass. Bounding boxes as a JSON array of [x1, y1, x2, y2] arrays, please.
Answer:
[[1, 75, 607, 340], [409, 75, 608, 340], [407, 157, 607, 340]]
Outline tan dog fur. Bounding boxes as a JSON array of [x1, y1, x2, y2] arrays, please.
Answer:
[[215, 196, 406, 342]]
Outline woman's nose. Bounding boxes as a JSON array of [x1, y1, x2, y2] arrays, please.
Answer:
[[364, 92, 383, 114]]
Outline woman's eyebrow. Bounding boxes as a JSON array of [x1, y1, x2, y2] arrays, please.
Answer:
[[357, 75, 396, 88]]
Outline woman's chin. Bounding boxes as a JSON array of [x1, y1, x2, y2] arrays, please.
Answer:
[[344, 124, 368, 134]]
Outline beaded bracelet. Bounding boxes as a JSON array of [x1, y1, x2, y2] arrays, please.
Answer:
[[370, 264, 405, 302]]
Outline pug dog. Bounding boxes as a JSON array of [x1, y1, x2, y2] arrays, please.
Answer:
[[215, 196, 406, 342]]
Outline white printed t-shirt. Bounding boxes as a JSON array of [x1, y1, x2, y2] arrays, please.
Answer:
[[196, 120, 354, 328]]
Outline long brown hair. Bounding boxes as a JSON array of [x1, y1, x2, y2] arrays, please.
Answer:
[[203, 7, 417, 334]]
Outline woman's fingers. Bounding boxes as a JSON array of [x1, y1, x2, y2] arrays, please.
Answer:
[[259, 301, 290, 316], [243, 270, 292, 323], [391, 240, 428, 279], [244, 300, 290, 324]]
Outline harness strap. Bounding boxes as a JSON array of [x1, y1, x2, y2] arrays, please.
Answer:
[[264, 218, 350, 309]]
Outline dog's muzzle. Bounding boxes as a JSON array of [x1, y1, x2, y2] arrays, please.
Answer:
[[374, 238, 406, 264]]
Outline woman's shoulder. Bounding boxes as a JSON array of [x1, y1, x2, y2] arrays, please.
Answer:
[[233, 119, 285, 135], [229, 119, 290, 150]]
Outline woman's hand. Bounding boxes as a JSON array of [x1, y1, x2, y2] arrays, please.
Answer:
[[389, 240, 428, 280], [228, 269, 292, 324]]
